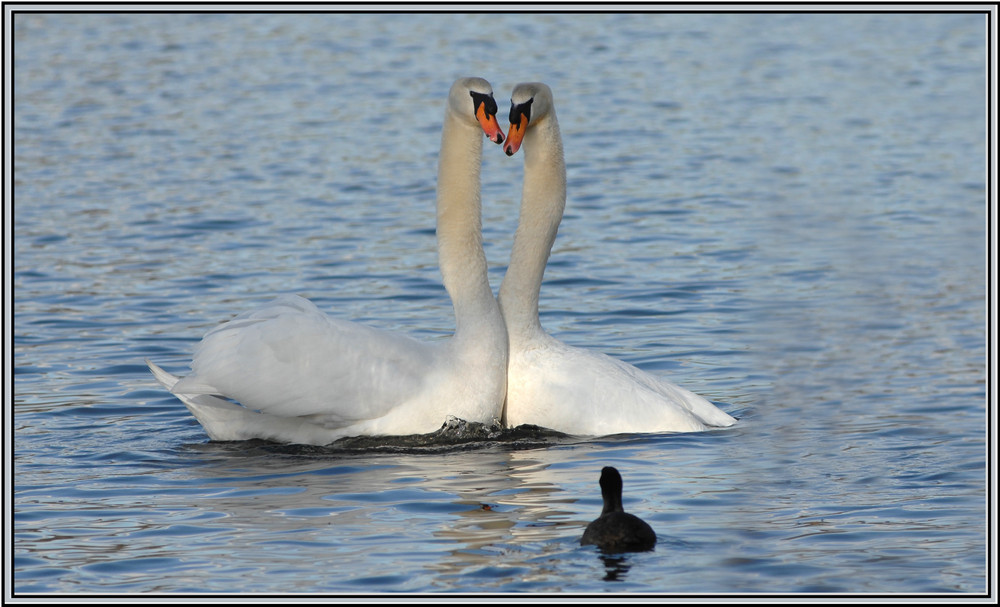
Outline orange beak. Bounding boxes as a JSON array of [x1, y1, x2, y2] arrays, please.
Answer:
[[476, 102, 505, 145], [504, 112, 529, 156]]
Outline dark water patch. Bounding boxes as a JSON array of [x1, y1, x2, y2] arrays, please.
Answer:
[[345, 574, 411, 589], [601, 307, 687, 318], [174, 217, 264, 232], [622, 286, 713, 301], [292, 421, 574, 455], [80, 556, 200, 575], [405, 227, 437, 237], [543, 276, 619, 288], [127, 524, 231, 539], [173, 421, 578, 461]]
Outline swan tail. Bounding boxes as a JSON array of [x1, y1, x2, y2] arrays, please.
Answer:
[[147, 359, 351, 445], [146, 358, 182, 391], [695, 403, 737, 428], [673, 386, 737, 428], [147, 359, 254, 436]]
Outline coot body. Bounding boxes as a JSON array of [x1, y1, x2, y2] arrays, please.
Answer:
[[580, 467, 657, 552]]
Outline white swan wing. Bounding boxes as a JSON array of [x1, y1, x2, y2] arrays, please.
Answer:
[[594, 347, 737, 429], [148, 358, 355, 443], [507, 337, 732, 435], [171, 294, 439, 425]]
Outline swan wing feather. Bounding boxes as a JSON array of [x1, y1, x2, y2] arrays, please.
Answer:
[[171, 294, 439, 424], [507, 337, 732, 434]]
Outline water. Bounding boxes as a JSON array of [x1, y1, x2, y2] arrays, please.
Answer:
[[12, 11, 989, 596]]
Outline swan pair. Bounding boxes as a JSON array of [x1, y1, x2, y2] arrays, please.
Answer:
[[147, 77, 736, 445]]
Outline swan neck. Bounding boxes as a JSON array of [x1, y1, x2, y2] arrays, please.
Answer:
[[498, 113, 566, 341], [435, 108, 499, 332]]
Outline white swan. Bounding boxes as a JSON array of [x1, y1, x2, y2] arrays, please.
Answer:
[[147, 77, 509, 445], [497, 82, 736, 435]]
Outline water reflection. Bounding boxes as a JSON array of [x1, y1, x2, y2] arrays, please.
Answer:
[[156, 430, 624, 590], [425, 446, 587, 583], [596, 554, 633, 582]]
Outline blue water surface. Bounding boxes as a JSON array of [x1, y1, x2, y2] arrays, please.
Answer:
[[12, 10, 989, 596]]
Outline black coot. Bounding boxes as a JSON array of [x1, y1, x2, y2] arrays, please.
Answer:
[[580, 466, 657, 552]]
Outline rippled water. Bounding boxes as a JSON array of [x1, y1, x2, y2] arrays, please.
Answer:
[[12, 11, 989, 596]]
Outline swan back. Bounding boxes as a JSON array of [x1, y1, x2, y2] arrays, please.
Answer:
[[172, 295, 438, 422]]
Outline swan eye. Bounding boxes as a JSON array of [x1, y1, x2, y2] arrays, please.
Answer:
[[508, 97, 533, 126], [469, 91, 498, 117]]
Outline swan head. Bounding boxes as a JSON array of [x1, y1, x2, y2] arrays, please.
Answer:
[[450, 77, 505, 145], [504, 82, 553, 156]]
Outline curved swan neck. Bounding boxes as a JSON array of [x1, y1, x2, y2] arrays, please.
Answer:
[[436, 107, 498, 331], [498, 112, 567, 341]]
